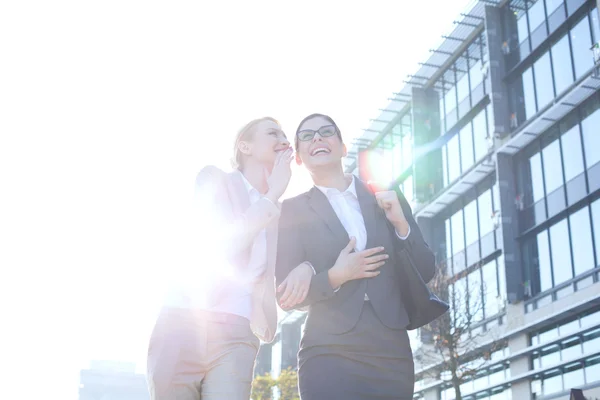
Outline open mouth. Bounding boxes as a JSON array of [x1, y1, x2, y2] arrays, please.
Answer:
[[310, 147, 331, 156]]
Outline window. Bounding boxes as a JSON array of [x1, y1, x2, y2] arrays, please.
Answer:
[[460, 124, 475, 172], [592, 199, 600, 267], [529, 0, 546, 31], [452, 210, 466, 274], [445, 85, 457, 117], [442, 146, 449, 187], [582, 108, 600, 168], [538, 230, 553, 292], [535, 52, 554, 110], [570, 207, 595, 276], [473, 110, 488, 162], [549, 219, 573, 285], [542, 138, 563, 194], [448, 134, 461, 183], [546, 0, 564, 16], [530, 153, 545, 203], [446, 219, 453, 261], [591, 8, 600, 44], [523, 67, 537, 120], [561, 125, 584, 181], [478, 190, 494, 237], [468, 268, 484, 321], [464, 200, 479, 247], [482, 260, 499, 318], [456, 71, 470, 103], [570, 15, 594, 79], [518, 9, 529, 44], [551, 34, 574, 95]]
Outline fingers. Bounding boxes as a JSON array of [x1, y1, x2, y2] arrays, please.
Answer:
[[278, 280, 294, 305], [357, 246, 385, 257], [363, 260, 386, 271], [364, 253, 389, 264], [287, 284, 307, 308]]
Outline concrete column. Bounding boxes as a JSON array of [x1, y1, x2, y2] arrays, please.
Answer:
[[484, 5, 512, 138], [496, 152, 524, 304]]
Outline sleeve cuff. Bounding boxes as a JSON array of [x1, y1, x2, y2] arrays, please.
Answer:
[[395, 224, 411, 240]]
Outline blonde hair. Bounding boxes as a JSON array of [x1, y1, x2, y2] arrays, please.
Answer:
[[231, 117, 279, 170]]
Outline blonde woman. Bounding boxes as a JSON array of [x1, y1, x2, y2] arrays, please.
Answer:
[[147, 117, 314, 400]]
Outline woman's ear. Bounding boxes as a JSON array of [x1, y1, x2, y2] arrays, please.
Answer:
[[295, 153, 303, 166]]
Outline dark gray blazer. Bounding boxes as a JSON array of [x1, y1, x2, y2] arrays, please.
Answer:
[[275, 178, 436, 335]]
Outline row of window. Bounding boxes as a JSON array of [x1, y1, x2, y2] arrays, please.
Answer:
[[438, 34, 489, 133], [523, 197, 600, 296], [444, 181, 500, 275], [517, 8, 599, 124], [530, 355, 600, 397], [531, 307, 600, 346], [518, 91, 600, 231], [450, 256, 507, 326], [442, 106, 493, 188], [513, 0, 596, 61]]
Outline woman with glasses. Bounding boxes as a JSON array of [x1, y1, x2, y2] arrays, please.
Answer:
[[147, 117, 315, 400], [275, 113, 437, 399]]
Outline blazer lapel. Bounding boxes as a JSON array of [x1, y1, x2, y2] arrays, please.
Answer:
[[355, 179, 380, 249], [308, 187, 349, 243]]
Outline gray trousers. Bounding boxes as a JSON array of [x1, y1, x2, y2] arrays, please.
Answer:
[[147, 308, 260, 400]]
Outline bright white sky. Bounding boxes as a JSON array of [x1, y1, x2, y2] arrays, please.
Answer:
[[1, 1, 471, 398]]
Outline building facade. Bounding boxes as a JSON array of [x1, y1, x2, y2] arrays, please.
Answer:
[[79, 361, 149, 400], [346, 0, 600, 399], [261, 0, 600, 399]]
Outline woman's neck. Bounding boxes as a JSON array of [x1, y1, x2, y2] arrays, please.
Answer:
[[310, 164, 350, 192], [240, 160, 269, 194]]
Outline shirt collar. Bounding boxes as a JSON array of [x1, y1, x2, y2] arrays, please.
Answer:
[[238, 170, 259, 197], [315, 174, 358, 199]]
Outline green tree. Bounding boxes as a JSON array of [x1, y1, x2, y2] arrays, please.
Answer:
[[251, 372, 276, 400], [277, 367, 300, 400]]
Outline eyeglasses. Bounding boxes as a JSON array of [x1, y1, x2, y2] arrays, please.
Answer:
[[296, 125, 338, 142]]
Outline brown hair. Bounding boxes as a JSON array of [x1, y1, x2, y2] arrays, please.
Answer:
[[231, 117, 279, 170]]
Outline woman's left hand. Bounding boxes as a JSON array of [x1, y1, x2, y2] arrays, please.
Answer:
[[277, 262, 314, 309]]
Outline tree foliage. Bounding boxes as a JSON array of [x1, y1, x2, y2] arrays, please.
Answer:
[[252, 367, 299, 400]]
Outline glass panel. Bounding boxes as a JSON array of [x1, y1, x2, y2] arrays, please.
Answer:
[[457, 71, 470, 103], [497, 255, 507, 304], [473, 110, 488, 162], [446, 218, 453, 261], [468, 269, 484, 322], [530, 153, 545, 203], [583, 328, 600, 353], [582, 108, 600, 169], [445, 85, 457, 117], [518, 9, 529, 44], [443, 145, 449, 187], [592, 199, 600, 268], [402, 133, 412, 170], [548, 1, 567, 33], [551, 34, 574, 95], [448, 134, 461, 183], [563, 363, 585, 389], [454, 275, 469, 324], [534, 52, 554, 110], [540, 325, 559, 343], [542, 369, 563, 395], [570, 207, 595, 276], [570, 15, 594, 79], [541, 344, 561, 367], [465, 200, 479, 246], [470, 60, 484, 90], [523, 67, 537, 120], [546, 0, 564, 16], [562, 337, 582, 360], [482, 260, 499, 318], [591, 8, 600, 45], [538, 230, 553, 292], [452, 210, 465, 253], [529, 0, 546, 31], [542, 139, 564, 194], [479, 190, 494, 237], [585, 356, 600, 384], [561, 124, 584, 181], [550, 219, 573, 285], [460, 124, 475, 172]]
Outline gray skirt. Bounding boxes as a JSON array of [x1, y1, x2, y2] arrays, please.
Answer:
[[298, 302, 415, 400]]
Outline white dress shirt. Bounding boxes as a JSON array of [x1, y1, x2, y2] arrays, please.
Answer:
[[165, 171, 269, 320], [207, 172, 269, 319], [315, 175, 410, 299]]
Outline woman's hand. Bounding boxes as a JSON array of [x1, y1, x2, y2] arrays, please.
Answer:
[[277, 262, 314, 309]]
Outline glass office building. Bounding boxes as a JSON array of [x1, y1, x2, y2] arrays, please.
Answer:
[[345, 0, 600, 399], [258, 1, 600, 399]]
